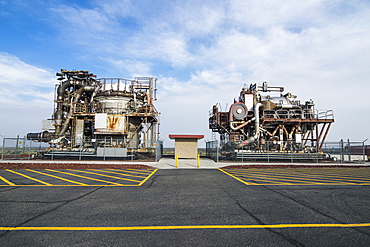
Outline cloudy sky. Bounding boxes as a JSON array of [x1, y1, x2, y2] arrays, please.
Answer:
[[0, 0, 369, 147]]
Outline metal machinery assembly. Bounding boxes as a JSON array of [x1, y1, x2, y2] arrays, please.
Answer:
[[209, 82, 334, 160], [27, 70, 160, 159]]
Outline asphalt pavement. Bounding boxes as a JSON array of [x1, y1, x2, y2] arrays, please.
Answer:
[[1, 168, 370, 246]]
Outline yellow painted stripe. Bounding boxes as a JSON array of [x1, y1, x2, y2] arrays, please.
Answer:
[[221, 169, 370, 186], [67, 169, 141, 183], [26, 169, 88, 186], [46, 169, 123, 185], [1, 223, 370, 231], [0, 176, 16, 186], [6, 170, 52, 186], [293, 172, 370, 182], [89, 169, 146, 178], [108, 168, 153, 175], [225, 169, 344, 183], [0, 184, 139, 187], [225, 169, 369, 184], [234, 168, 370, 180], [219, 169, 252, 185], [229, 172, 347, 185], [138, 169, 158, 186], [228, 169, 370, 182]]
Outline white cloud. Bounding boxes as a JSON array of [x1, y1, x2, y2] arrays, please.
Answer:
[[2, 0, 370, 143], [0, 53, 55, 136], [0, 53, 55, 106], [228, 0, 326, 29]]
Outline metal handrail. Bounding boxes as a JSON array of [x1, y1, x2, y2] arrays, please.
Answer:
[[263, 109, 334, 120]]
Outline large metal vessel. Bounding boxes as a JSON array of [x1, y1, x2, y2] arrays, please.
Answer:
[[209, 82, 334, 160], [27, 70, 160, 159]]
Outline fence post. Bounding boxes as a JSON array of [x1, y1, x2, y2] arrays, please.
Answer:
[[27, 138, 31, 160], [1, 137, 5, 160], [347, 139, 351, 162], [316, 142, 319, 163], [51, 144, 54, 160], [362, 140, 366, 164], [241, 143, 244, 163], [267, 141, 270, 163], [15, 135, 19, 159], [216, 140, 219, 163], [340, 139, 344, 163]]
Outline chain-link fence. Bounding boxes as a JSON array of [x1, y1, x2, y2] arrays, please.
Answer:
[[155, 140, 163, 162], [205, 139, 368, 163], [1, 136, 163, 161], [1, 136, 48, 160], [321, 140, 369, 163], [206, 140, 219, 162]]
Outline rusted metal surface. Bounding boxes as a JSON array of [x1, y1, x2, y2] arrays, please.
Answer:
[[209, 82, 335, 159], [26, 70, 160, 159]]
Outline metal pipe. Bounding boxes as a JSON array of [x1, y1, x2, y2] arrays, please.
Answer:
[[59, 85, 94, 136], [244, 103, 262, 145], [57, 81, 72, 100], [230, 118, 254, 130], [90, 84, 101, 103], [54, 81, 72, 133]]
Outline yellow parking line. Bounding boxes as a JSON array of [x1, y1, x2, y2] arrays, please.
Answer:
[[0, 176, 16, 186], [227, 172, 324, 185], [6, 170, 52, 186], [226, 170, 359, 185], [219, 169, 252, 185], [67, 169, 141, 183], [89, 169, 147, 178], [26, 169, 88, 186], [281, 171, 368, 184], [0, 184, 138, 187], [294, 171, 370, 181], [221, 169, 369, 185], [252, 168, 370, 180], [1, 223, 370, 231], [138, 169, 158, 186], [255, 168, 370, 179], [46, 169, 124, 185], [107, 168, 153, 175]]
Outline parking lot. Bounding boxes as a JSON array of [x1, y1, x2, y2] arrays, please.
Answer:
[[0, 168, 157, 186], [1, 167, 370, 246], [220, 168, 370, 185]]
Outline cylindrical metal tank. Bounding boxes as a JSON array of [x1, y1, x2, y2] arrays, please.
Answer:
[[95, 95, 132, 114]]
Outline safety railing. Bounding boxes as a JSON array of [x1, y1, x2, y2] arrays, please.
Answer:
[[262, 109, 334, 120], [205, 139, 368, 163], [1, 136, 162, 161]]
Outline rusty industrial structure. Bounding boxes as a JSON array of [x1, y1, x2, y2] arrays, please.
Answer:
[[27, 70, 160, 159], [209, 82, 334, 160]]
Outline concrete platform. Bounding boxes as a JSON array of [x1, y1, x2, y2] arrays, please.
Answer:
[[155, 157, 221, 169]]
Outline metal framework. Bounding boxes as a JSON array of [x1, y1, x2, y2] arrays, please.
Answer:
[[27, 70, 160, 158], [209, 82, 334, 159]]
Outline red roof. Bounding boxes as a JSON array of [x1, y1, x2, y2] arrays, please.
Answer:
[[169, 134, 204, 139]]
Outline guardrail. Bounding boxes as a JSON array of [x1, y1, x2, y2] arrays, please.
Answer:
[[205, 139, 368, 163], [1, 136, 163, 161]]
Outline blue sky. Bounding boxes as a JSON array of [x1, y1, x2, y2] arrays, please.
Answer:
[[0, 0, 370, 146]]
